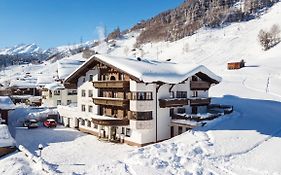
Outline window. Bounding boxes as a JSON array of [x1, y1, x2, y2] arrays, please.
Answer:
[[88, 105, 93, 112], [81, 105, 86, 112], [192, 91, 198, 97], [186, 127, 190, 132], [177, 108, 186, 114], [67, 100, 71, 105], [57, 100, 61, 105], [192, 76, 198, 81], [125, 128, 131, 137], [68, 90, 77, 95], [87, 120, 91, 127], [176, 91, 187, 98], [81, 119, 85, 126], [146, 92, 152, 100], [121, 127, 125, 134], [178, 126, 183, 135], [54, 90, 60, 95], [88, 90, 93, 97], [93, 124, 98, 129], [137, 92, 145, 100], [82, 77, 86, 82], [130, 111, 153, 120], [170, 91, 175, 98], [81, 90, 86, 97], [131, 92, 153, 100], [170, 109, 174, 116], [89, 75, 93, 81]]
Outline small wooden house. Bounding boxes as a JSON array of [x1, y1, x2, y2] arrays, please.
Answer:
[[227, 60, 245, 70]]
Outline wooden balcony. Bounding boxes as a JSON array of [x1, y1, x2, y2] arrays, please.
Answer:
[[190, 81, 210, 90], [93, 97, 129, 107], [189, 98, 211, 106], [93, 80, 129, 89], [92, 118, 129, 126], [159, 98, 188, 108]]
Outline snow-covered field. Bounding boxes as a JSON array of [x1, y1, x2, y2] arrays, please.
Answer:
[[1, 2, 281, 175]]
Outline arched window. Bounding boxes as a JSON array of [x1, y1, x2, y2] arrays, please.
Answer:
[[110, 76, 116, 80]]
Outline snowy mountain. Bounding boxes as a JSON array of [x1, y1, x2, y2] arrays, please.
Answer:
[[0, 44, 44, 56], [0, 41, 95, 67]]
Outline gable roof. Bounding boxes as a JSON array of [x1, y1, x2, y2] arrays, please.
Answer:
[[64, 54, 222, 87]]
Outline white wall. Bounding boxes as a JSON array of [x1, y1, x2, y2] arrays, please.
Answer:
[[129, 81, 157, 144], [156, 84, 171, 141], [42, 89, 77, 107], [77, 67, 99, 120]]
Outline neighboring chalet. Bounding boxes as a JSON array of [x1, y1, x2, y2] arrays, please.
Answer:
[[41, 55, 84, 107], [42, 82, 77, 107], [58, 54, 221, 146]]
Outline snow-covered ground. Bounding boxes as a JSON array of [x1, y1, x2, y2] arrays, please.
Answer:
[[1, 2, 281, 175]]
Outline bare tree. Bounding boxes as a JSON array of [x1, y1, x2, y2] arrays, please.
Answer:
[[270, 24, 281, 44], [258, 24, 281, 50], [258, 29, 271, 50]]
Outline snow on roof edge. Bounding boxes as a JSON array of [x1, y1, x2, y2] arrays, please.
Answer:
[[65, 54, 222, 85]]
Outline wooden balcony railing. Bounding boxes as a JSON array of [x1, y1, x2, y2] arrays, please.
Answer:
[[93, 80, 129, 89], [92, 118, 129, 126], [159, 98, 188, 108], [93, 97, 129, 107], [190, 81, 210, 90], [189, 98, 211, 106]]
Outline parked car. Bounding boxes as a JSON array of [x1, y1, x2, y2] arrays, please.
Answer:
[[23, 119, 39, 129], [43, 119, 57, 128]]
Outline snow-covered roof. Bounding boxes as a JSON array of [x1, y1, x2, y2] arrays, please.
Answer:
[[44, 82, 65, 91], [65, 54, 222, 85], [0, 96, 15, 110], [36, 75, 54, 86], [9, 79, 37, 88], [57, 53, 85, 80], [0, 124, 15, 147]]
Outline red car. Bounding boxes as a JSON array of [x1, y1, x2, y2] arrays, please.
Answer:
[[43, 119, 57, 128]]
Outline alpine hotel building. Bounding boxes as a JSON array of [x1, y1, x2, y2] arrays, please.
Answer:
[[58, 54, 221, 147]]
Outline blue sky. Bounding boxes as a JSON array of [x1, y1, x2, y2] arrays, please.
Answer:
[[0, 0, 184, 49]]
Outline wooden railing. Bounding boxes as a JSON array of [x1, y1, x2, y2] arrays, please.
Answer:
[[189, 98, 211, 106], [93, 97, 129, 107], [159, 98, 188, 108], [190, 81, 210, 90], [92, 118, 129, 126], [93, 80, 129, 89]]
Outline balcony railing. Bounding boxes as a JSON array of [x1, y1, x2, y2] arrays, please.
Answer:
[[159, 97, 211, 108], [92, 117, 129, 126], [93, 80, 129, 89], [190, 81, 210, 90], [159, 98, 188, 108], [93, 97, 129, 107], [189, 98, 211, 106]]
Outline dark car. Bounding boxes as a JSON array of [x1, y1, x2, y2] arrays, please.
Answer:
[[23, 119, 39, 129], [43, 119, 57, 128]]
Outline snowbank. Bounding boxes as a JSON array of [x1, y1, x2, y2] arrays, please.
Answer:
[[0, 125, 15, 147]]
